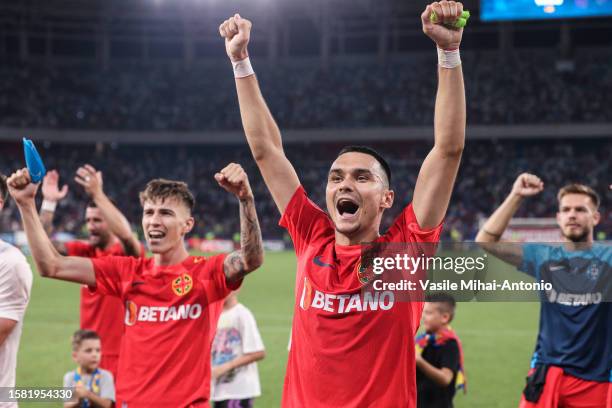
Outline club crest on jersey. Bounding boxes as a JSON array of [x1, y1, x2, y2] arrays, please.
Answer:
[[172, 274, 193, 296], [356, 261, 374, 284], [586, 263, 601, 281]]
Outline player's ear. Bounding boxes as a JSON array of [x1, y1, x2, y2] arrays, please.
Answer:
[[183, 216, 195, 235], [441, 312, 451, 325], [592, 210, 600, 226], [381, 189, 394, 210]]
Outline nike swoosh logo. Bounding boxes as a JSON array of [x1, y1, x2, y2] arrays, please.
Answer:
[[131, 281, 145, 287], [313, 256, 335, 269]]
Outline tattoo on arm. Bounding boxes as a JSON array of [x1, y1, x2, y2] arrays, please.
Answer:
[[224, 197, 264, 282]]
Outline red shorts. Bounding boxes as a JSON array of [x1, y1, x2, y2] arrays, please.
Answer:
[[100, 354, 119, 382], [519, 366, 611, 408]]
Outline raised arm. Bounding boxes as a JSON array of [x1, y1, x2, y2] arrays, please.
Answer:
[[40, 170, 69, 254], [75, 164, 141, 257], [7, 169, 96, 286], [220, 14, 300, 214], [412, 1, 466, 229], [475, 173, 544, 267], [214, 163, 264, 283]]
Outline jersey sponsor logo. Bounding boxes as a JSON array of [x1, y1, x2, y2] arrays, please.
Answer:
[[299, 277, 395, 313], [125, 301, 138, 326], [313, 256, 335, 269], [546, 289, 602, 306], [124, 301, 203, 324], [299, 277, 314, 310], [172, 273, 193, 296]]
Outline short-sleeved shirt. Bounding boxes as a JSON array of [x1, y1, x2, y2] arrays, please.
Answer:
[[63, 368, 115, 405], [211, 303, 265, 401], [280, 186, 443, 408], [65, 241, 137, 361], [0, 240, 33, 405], [520, 243, 612, 382], [90, 254, 240, 407], [416, 339, 460, 408]]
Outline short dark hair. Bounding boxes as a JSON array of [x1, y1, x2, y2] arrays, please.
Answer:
[[425, 292, 456, 322], [337, 146, 392, 186], [139, 179, 195, 212], [557, 183, 600, 209], [71, 329, 100, 351], [0, 173, 7, 202]]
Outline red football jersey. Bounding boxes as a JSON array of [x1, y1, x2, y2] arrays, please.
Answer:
[[65, 240, 134, 376], [90, 254, 238, 407], [280, 186, 443, 408]]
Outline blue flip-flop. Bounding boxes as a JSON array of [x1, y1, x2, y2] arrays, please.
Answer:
[[23, 138, 47, 183]]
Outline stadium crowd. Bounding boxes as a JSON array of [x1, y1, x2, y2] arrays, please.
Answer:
[[0, 49, 610, 131], [0, 138, 609, 242]]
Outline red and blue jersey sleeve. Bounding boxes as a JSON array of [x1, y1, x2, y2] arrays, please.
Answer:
[[279, 186, 334, 256], [200, 254, 239, 303], [386, 203, 443, 244], [65, 241, 93, 257], [90, 256, 140, 299]]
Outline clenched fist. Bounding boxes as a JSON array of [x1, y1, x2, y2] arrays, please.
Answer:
[[219, 14, 252, 62], [215, 163, 254, 201], [7, 168, 39, 207], [511, 173, 544, 198], [421, 1, 464, 50]]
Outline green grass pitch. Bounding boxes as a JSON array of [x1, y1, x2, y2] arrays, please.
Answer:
[[17, 252, 539, 407]]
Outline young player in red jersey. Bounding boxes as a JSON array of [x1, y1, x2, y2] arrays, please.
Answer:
[[7, 162, 264, 408], [40, 166, 143, 379], [220, 2, 466, 406]]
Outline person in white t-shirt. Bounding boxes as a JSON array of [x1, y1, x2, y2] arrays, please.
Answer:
[[0, 174, 33, 408], [211, 290, 265, 408]]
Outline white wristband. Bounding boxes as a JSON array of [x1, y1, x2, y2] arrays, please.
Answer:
[[41, 199, 57, 212], [437, 48, 461, 69], [232, 57, 255, 78]]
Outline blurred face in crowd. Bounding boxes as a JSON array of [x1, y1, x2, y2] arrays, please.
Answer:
[[326, 152, 394, 242], [142, 197, 194, 255], [556, 193, 600, 243], [421, 302, 452, 334], [85, 207, 112, 249], [73, 338, 101, 373]]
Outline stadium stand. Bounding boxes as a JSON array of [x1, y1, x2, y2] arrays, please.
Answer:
[[1, 138, 609, 242], [0, 49, 610, 131]]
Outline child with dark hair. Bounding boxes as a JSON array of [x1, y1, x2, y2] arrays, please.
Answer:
[[416, 293, 466, 408]]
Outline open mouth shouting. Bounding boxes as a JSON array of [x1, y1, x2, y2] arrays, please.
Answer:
[[336, 196, 361, 221], [147, 230, 167, 244]]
